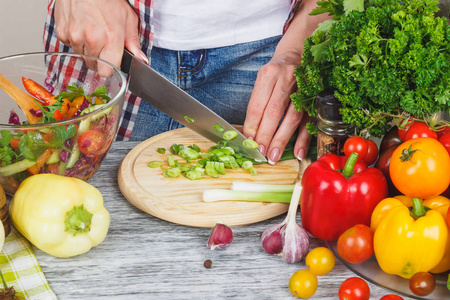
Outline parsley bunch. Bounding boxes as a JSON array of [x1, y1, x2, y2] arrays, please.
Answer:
[[291, 0, 450, 137]]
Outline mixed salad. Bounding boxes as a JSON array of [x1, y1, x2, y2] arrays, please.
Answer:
[[0, 77, 117, 194]]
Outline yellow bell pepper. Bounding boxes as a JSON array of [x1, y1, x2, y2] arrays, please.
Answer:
[[371, 197, 447, 279], [10, 174, 110, 258]]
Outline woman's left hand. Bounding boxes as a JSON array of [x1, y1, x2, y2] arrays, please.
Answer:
[[243, 50, 313, 164]]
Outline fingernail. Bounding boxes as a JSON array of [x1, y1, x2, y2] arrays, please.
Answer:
[[268, 148, 280, 165], [297, 148, 306, 161], [258, 144, 265, 156], [247, 136, 254, 141], [140, 52, 149, 64]]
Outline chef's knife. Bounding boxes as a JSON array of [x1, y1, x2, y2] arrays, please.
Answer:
[[120, 50, 267, 162]]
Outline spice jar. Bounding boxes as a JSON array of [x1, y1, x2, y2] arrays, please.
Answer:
[[316, 91, 352, 157]]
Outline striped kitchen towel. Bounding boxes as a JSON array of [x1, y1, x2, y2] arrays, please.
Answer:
[[0, 227, 57, 300]]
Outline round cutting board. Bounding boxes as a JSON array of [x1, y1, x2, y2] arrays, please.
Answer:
[[118, 127, 301, 227]]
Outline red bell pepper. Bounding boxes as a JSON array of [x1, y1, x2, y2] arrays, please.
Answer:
[[300, 153, 388, 241], [22, 77, 56, 105]]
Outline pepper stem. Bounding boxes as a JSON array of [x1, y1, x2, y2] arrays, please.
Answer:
[[410, 198, 426, 219], [65, 205, 93, 236], [342, 152, 359, 179]]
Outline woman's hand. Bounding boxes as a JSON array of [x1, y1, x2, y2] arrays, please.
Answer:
[[243, 0, 330, 164], [243, 50, 313, 164], [54, 0, 147, 76]]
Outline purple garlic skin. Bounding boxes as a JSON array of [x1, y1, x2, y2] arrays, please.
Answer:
[[281, 221, 310, 263], [207, 222, 233, 250], [261, 223, 283, 255]]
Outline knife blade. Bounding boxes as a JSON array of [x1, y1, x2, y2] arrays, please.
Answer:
[[120, 50, 267, 162]]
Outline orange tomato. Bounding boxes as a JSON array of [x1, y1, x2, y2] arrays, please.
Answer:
[[389, 137, 450, 199]]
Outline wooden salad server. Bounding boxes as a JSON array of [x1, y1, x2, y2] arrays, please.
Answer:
[[0, 72, 42, 124]]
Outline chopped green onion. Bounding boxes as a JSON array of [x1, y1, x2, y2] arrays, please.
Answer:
[[163, 167, 181, 178], [148, 161, 163, 168], [184, 115, 195, 123], [243, 139, 259, 149], [249, 167, 257, 176], [179, 148, 201, 160], [223, 130, 238, 141], [241, 161, 253, 171], [188, 144, 201, 152], [157, 147, 166, 154], [184, 170, 202, 180], [167, 155, 176, 167], [214, 124, 225, 133]]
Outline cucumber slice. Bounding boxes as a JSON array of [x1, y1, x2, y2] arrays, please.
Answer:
[[66, 142, 80, 169], [46, 149, 61, 165], [0, 159, 36, 176]]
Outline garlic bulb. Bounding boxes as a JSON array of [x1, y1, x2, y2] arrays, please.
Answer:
[[261, 182, 309, 263]]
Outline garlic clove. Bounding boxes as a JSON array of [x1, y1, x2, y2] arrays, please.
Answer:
[[207, 222, 233, 250], [261, 223, 284, 255], [281, 221, 310, 263]]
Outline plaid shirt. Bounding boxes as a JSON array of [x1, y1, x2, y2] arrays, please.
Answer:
[[44, 0, 301, 140]]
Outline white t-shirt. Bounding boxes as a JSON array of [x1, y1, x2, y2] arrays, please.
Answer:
[[152, 0, 291, 50]]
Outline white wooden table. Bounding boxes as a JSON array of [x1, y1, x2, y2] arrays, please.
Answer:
[[32, 142, 424, 299]]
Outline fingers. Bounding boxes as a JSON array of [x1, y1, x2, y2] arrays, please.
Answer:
[[266, 104, 304, 164], [293, 113, 315, 161], [53, 0, 142, 77]]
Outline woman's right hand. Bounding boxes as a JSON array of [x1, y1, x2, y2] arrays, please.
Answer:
[[54, 0, 147, 75]]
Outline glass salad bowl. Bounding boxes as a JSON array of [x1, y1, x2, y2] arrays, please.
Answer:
[[0, 52, 126, 195]]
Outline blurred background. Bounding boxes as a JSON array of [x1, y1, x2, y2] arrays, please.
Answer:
[[0, 0, 48, 57]]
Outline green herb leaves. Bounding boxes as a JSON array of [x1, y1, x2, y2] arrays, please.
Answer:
[[291, 0, 450, 137]]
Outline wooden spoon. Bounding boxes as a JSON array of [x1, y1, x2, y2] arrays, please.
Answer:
[[0, 72, 42, 124]]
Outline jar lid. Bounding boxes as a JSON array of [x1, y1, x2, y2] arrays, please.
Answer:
[[316, 91, 343, 122]]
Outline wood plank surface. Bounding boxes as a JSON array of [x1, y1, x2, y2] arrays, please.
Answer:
[[118, 127, 300, 227], [17, 141, 423, 299]]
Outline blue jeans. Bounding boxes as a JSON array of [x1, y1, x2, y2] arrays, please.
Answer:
[[129, 35, 282, 141]]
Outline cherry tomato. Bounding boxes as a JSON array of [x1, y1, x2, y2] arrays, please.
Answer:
[[380, 295, 404, 300], [78, 130, 104, 155], [338, 277, 370, 300], [337, 224, 374, 264], [344, 137, 379, 165], [389, 137, 450, 198], [397, 120, 417, 141], [288, 269, 318, 299], [305, 247, 335, 276], [437, 125, 450, 138], [403, 122, 437, 141], [408, 272, 435, 296], [439, 133, 450, 156]]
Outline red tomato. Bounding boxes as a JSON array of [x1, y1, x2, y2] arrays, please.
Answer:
[[344, 137, 379, 165], [78, 130, 104, 155], [409, 272, 435, 296], [374, 144, 402, 197], [380, 295, 404, 300], [403, 122, 437, 141], [397, 120, 417, 141], [439, 133, 450, 156], [338, 277, 370, 300], [437, 126, 450, 138], [337, 224, 374, 264]]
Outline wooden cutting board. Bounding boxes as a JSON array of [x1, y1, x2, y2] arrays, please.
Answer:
[[118, 127, 302, 228]]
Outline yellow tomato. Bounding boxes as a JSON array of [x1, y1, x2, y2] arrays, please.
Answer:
[[305, 247, 336, 276], [288, 269, 318, 299]]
